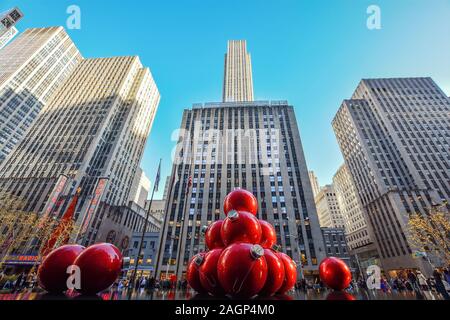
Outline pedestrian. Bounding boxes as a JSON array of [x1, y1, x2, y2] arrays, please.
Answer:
[[407, 270, 419, 292], [416, 271, 428, 291], [433, 269, 450, 300]]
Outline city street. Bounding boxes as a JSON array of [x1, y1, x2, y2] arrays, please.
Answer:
[[0, 287, 444, 301]]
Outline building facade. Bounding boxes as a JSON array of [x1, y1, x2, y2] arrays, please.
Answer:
[[332, 77, 450, 275], [144, 199, 165, 223], [0, 55, 160, 247], [0, 27, 82, 163], [155, 99, 325, 280], [321, 227, 351, 268], [315, 184, 345, 229], [125, 231, 160, 277], [222, 40, 254, 102]]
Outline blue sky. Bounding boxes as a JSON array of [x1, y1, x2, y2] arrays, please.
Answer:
[[4, 0, 450, 199]]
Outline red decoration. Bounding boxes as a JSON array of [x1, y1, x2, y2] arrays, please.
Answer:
[[259, 220, 277, 249], [326, 291, 356, 300], [259, 248, 285, 296], [73, 243, 123, 295], [319, 257, 352, 291], [221, 210, 262, 246], [205, 220, 225, 249], [37, 244, 85, 293], [217, 243, 268, 298], [199, 248, 224, 296], [277, 252, 297, 294], [186, 252, 206, 293], [40, 188, 81, 257], [223, 188, 258, 216]]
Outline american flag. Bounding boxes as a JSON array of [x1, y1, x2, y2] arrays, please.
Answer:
[[154, 161, 161, 192]]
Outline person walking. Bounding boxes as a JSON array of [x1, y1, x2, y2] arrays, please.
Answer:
[[433, 269, 450, 300], [407, 270, 419, 292], [416, 271, 428, 291]]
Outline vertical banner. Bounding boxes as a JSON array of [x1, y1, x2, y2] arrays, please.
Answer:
[[79, 178, 109, 236], [38, 175, 69, 227]]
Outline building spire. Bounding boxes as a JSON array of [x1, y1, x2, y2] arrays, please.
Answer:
[[222, 40, 254, 102]]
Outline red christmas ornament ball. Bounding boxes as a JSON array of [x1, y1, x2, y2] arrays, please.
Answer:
[[205, 220, 225, 250], [259, 220, 277, 249], [199, 248, 224, 296], [319, 257, 352, 291], [259, 248, 285, 296], [221, 210, 262, 246], [223, 188, 258, 216], [217, 243, 268, 298], [73, 242, 123, 295], [38, 244, 85, 293], [186, 252, 206, 293], [277, 252, 297, 294]]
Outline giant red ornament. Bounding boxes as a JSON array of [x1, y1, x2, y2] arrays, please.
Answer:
[[217, 243, 268, 298], [259, 220, 277, 249], [259, 248, 285, 296], [199, 248, 224, 296], [73, 242, 123, 295], [223, 189, 258, 216], [319, 257, 352, 291], [205, 220, 225, 250], [221, 210, 262, 246], [186, 252, 206, 293], [38, 244, 85, 293], [277, 252, 297, 294]]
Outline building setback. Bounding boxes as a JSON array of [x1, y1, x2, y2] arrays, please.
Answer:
[[0, 27, 82, 163], [0, 55, 160, 246], [332, 77, 450, 275]]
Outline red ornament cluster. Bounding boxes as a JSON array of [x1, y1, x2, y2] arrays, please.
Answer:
[[187, 188, 297, 298], [38, 242, 123, 295]]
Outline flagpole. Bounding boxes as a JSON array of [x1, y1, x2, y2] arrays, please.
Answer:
[[130, 158, 161, 290]]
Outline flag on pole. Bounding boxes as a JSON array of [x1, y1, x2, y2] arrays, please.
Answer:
[[154, 161, 161, 192]]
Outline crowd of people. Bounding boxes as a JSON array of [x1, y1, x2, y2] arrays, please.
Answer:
[[1, 266, 450, 300]]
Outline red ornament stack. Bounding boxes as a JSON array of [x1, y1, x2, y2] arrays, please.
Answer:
[[187, 188, 298, 298]]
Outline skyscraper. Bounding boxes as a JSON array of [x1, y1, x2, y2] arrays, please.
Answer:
[[308, 170, 320, 198], [0, 55, 160, 245], [0, 27, 82, 163], [315, 184, 344, 229], [155, 41, 325, 280], [222, 40, 254, 102], [332, 77, 449, 274], [333, 164, 379, 270]]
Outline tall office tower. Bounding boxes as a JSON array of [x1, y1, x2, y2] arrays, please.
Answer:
[[332, 77, 450, 274], [333, 164, 379, 269], [155, 100, 325, 280], [315, 184, 345, 229], [0, 56, 160, 245], [0, 27, 82, 163], [308, 170, 320, 198], [222, 40, 254, 102]]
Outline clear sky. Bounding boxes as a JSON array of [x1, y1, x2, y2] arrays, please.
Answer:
[[4, 0, 450, 199]]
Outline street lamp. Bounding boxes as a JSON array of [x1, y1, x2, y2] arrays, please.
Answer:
[[288, 234, 305, 280]]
